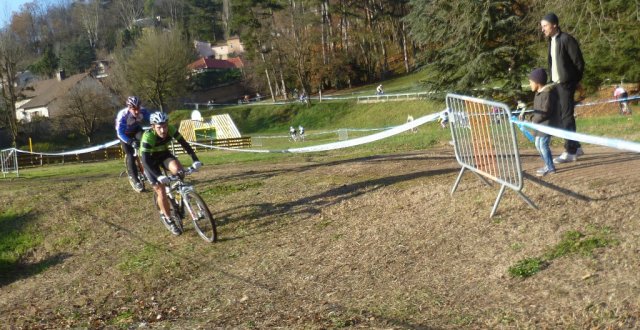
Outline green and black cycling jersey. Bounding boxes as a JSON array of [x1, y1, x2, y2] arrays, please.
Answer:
[[140, 125, 199, 184]]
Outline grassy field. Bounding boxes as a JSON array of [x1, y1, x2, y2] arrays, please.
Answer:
[[2, 74, 640, 327]]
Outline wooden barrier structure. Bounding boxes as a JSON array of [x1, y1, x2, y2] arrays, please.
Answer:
[[179, 114, 242, 142], [170, 137, 252, 154]]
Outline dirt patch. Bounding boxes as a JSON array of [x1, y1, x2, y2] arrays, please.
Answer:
[[1, 146, 640, 328]]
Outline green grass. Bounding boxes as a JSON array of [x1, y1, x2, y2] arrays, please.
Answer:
[[0, 209, 43, 278], [509, 227, 616, 278], [200, 181, 264, 198], [576, 113, 640, 141], [508, 257, 546, 278], [117, 244, 162, 274], [174, 99, 444, 135]]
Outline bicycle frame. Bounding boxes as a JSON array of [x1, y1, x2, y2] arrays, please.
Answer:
[[159, 167, 217, 242]]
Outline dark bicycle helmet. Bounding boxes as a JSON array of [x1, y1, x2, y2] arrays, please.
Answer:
[[126, 96, 142, 108], [150, 111, 169, 124]]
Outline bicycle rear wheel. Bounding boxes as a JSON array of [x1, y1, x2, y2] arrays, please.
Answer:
[[184, 191, 217, 242], [125, 154, 145, 193]]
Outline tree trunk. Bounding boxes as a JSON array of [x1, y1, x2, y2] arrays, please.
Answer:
[[401, 21, 410, 73]]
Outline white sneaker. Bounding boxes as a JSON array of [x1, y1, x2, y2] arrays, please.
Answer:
[[553, 152, 577, 164], [576, 148, 584, 156]]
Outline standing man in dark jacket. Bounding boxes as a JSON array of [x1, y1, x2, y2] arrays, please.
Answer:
[[540, 13, 585, 164]]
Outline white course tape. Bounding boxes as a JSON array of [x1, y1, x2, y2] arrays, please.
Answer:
[[3, 111, 443, 157], [191, 111, 444, 154], [253, 127, 390, 140], [7, 140, 121, 156], [576, 95, 639, 107], [512, 119, 640, 153]]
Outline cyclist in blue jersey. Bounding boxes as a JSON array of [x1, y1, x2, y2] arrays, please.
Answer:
[[115, 96, 151, 191], [141, 111, 202, 235]]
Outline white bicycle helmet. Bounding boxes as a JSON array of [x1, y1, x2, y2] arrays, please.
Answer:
[[126, 96, 141, 108], [150, 111, 169, 124]]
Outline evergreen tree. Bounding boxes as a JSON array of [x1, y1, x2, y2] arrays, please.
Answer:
[[59, 38, 96, 75], [406, 0, 536, 96], [29, 45, 59, 78]]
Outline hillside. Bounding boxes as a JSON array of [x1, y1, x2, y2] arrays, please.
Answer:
[[2, 81, 640, 327], [1, 143, 640, 328]]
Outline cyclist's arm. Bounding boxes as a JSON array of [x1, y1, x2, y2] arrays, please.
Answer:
[[115, 110, 132, 144], [170, 127, 198, 162], [141, 108, 152, 123], [176, 135, 199, 162]]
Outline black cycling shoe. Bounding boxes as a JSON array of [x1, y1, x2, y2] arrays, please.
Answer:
[[161, 215, 182, 235], [168, 222, 182, 236]]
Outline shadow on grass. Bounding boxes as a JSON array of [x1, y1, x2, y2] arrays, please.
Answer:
[[216, 166, 459, 238], [197, 151, 455, 185], [525, 151, 640, 201], [0, 208, 73, 286], [0, 253, 71, 287]]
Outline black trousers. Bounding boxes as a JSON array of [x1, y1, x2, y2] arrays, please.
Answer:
[[120, 140, 140, 181], [555, 82, 581, 154]]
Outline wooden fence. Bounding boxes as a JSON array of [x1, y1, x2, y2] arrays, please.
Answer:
[[15, 137, 252, 169], [16, 145, 124, 168]]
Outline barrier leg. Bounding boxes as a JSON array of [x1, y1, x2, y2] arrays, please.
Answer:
[[516, 190, 537, 210], [451, 168, 466, 195], [490, 184, 506, 218]]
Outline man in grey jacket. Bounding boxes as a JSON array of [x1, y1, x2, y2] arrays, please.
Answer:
[[540, 13, 585, 163]]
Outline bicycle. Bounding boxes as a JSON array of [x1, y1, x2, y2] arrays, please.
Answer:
[[119, 148, 146, 193], [153, 166, 217, 242]]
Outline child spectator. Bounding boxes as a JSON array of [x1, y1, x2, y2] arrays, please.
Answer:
[[527, 68, 558, 176]]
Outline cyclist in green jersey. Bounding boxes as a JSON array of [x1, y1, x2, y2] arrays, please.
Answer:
[[140, 111, 202, 235]]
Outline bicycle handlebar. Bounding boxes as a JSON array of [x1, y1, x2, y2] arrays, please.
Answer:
[[164, 166, 198, 182]]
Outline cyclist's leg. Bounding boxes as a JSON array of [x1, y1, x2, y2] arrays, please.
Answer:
[[163, 155, 183, 176], [153, 183, 171, 218], [121, 140, 139, 180], [143, 156, 172, 218]]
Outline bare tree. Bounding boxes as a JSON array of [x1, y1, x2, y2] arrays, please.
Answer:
[[124, 28, 193, 111], [63, 80, 116, 144], [0, 29, 26, 147], [74, 0, 101, 49], [115, 0, 145, 30], [156, 0, 186, 28]]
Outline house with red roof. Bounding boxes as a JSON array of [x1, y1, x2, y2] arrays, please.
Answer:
[[187, 57, 244, 74]]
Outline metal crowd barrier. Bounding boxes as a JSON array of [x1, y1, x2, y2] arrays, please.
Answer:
[[446, 94, 536, 217]]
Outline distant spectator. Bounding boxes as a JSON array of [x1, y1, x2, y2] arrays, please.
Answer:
[[613, 85, 631, 115], [298, 125, 305, 140], [256, 93, 262, 101], [406, 115, 418, 133], [376, 84, 384, 95], [299, 91, 308, 104], [289, 126, 297, 141], [438, 111, 449, 129]]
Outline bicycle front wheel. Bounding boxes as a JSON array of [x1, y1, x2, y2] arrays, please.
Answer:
[[184, 191, 217, 242]]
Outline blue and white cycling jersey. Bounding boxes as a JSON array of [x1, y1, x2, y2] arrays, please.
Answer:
[[115, 107, 151, 144]]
